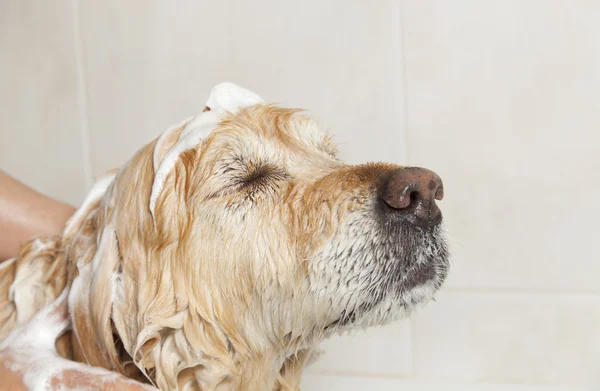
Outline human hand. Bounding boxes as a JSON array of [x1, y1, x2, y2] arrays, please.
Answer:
[[0, 170, 75, 261]]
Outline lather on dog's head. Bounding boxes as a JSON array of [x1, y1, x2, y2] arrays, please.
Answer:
[[64, 83, 449, 390]]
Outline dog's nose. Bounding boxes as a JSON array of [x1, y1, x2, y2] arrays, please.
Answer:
[[380, 167, 444, 225]]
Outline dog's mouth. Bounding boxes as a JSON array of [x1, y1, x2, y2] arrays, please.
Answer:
[[325, 261, 446, 329], [323, 219, 449, 330], [401, 261, 443, 292]]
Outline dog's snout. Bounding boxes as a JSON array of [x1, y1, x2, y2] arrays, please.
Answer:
[[380, 167, 444, 226]]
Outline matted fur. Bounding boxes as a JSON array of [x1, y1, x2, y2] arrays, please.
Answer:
[[0, 95, 449, 390]]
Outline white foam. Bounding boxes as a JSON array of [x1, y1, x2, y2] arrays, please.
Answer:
[[2, 289, 153, 390], [0, 290, 86, 390], [1, 290, 69, 351], [205, 81, 263, 114]]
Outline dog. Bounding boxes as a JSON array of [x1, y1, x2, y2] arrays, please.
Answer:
[[0, 83, 449, 391]]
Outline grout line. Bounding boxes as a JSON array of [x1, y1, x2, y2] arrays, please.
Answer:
[[397, 2, 419, 380], [70, 0, 94, 191], [397, 0, 410, 166], [441, 286, 600, 296]]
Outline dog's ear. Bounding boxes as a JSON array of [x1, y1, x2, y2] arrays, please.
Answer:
[[70, 225, 122, 365], [149, 82, 264, 218], [152, 116, 194, 177]]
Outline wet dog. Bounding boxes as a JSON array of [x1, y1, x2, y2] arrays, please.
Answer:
[[0, 83, 449, 391]]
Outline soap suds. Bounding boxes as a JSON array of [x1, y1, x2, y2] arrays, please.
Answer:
[[1, 289, 155, 390], [205, 82, 264, 114]]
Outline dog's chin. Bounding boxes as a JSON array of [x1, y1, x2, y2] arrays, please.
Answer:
[[322, 217, 449, 333]]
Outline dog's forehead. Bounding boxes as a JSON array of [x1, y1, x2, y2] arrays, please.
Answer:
[[149, 83, 336, 218], [209, 110, 335, 163]]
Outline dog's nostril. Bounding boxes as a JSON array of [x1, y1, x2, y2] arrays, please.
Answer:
[[380, 167, 444, 225], [409, 190, 419, 204]]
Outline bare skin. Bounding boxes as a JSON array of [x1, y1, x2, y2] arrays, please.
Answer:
[[0, 170, 153, 390], [0, 170, 75, 261]]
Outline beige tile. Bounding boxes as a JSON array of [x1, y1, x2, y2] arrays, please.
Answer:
[[79, 1, 234, 175], [82, 0, 405, 174], [413, 291, 600, 384], [309, 321, 412, 376], [402, 0, 600, 290], [0, 1, 87, 205], [302, 374, 593, 391], [227, 0, 405, 165]]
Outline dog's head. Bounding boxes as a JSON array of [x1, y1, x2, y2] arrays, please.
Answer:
[[67, 83, 449, 390]]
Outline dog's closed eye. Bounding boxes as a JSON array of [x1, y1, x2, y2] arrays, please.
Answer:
[[214, 157, 290, 202], [236, 164, 289, 199], [238, 163, 287, 187]]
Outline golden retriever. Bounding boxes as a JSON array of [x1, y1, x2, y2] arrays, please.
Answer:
[[0, 83, 449, 391]]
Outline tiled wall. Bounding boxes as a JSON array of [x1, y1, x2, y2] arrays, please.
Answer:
[[1, 1, 598, 390]]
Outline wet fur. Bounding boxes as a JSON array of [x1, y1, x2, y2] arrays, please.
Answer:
[[0, 105, 449, 391]]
